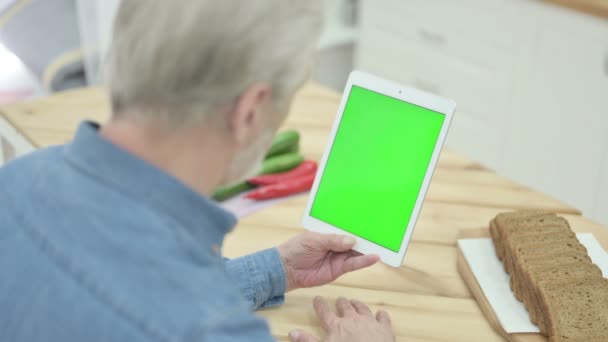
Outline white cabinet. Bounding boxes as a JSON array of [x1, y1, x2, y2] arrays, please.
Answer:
[[503, 3, 608, 216], [356, 0, 532, 169], [357, 0, 608, 224]]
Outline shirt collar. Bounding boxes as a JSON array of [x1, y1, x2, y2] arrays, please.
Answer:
[[63, 121, 237, 247]]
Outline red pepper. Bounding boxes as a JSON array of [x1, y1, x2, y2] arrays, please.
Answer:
[[248, 160, 317, 186], [245, 174, 316, 201]]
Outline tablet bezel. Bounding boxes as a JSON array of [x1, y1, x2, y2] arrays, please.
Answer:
[[301, 70, 456, 267]]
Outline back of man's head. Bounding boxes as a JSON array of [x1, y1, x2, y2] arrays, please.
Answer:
[[106, 1, 324, 127]]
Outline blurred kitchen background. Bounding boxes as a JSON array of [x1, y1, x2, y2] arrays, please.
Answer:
[[0, 0, 607, 225]]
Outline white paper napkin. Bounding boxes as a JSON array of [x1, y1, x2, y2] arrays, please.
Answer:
[[220, 190, 308, 218], [458, 233, 608, 333]]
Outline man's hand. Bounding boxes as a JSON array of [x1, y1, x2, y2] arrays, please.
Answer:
[[288, 296, 395, 342], [278, 232, 379, 292]]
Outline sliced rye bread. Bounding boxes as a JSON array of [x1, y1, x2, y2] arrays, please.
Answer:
[[509, 234, 586, 275], [505, 231, 578, 301], [505, 230, 576, 275], [489, 211, 607, 339], [501, 216, 570, 240], [537, 279, 608, 341], [511, 237, 591, 312], [493, 220, 569, 272], [509, 246, 590, 321], [495, 212, 560, 238], [523, 261, 603, 333], [496, 215, 568, 269], [503, 223, 575, 300], [491, 211, 558, 261], [552, 337, 608, 342], [490, 220, 502, 260], [503, 231, 576, 300], [491, 211, 556, 258], [494, 210, 557, 225], [511, 244, 590, 307], [519, 252, 595, 333]]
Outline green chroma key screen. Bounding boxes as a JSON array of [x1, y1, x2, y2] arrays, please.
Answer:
[[310, 85, 445, 252]]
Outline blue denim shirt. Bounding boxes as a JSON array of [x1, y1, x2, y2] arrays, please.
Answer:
[[0, 122, 286, 341]]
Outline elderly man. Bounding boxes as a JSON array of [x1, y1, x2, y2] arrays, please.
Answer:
[[0, 1, 396, 342]]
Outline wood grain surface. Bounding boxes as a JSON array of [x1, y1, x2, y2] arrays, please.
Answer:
[[457, 244, 546, 342], [1, 82, 603, 341], [545, 0, 608, 19]]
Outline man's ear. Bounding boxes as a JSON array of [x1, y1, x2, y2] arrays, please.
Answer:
[[230, 82, 272, 146]]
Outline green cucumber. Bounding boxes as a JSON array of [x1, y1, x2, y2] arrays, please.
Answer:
[[265, 130, 300, 158], [213, 181, 255, 201], [284, 143, 299, 154], [265, 143, 299, 160], [261, 153, 304, 174]]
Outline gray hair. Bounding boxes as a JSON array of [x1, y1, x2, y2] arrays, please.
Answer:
[[107, 1, 324, 126]]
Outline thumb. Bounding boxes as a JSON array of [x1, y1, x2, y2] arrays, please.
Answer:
[[289, 329, 320, 342], [322, 234, 356, 252]]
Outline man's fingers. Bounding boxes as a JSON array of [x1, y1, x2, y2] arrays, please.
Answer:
[[321, 234, 356, 252], [348, 250, 363, 257], [313, 296, 337, 330], [288, 329, 320, 342], [342, 254, 380, 273], [336, 296, 356, 317], [350, 299, 373, 316], [376, 309, 392, 329]]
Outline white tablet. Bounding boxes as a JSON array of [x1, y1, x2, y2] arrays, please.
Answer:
[[302, 71, 456, 267]]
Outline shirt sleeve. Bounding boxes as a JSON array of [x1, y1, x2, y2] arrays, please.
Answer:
[[223, 247, 286, 311]]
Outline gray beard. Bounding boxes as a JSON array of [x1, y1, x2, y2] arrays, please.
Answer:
[[221, 129, 274, 186]]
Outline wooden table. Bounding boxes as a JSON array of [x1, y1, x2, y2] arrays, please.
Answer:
[[545, 0, 608, 20], [1, 83, 607, 341]]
